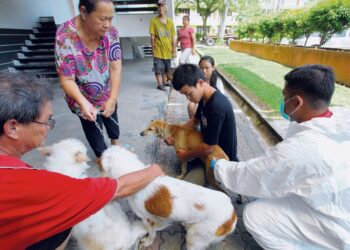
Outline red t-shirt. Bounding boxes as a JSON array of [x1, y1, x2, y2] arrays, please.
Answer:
[[177, 27, 194, 49], [0, 155, 117, 250]]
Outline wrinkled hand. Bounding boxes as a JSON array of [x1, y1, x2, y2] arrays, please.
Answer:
[[100, 98, 116, 117], [176, 149, 187, 162], [148, 163, 165, 177], [80, 100, 97, 121], [164, 136, 174, 146]]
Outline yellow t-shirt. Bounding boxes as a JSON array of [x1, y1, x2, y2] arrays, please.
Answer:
[[149, 16, 175, 59]]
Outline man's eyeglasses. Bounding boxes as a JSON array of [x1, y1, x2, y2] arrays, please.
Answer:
[[32, 118, 55, 129]]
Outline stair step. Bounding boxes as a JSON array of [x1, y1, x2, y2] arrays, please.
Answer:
[[22, 50, 54, 56], [28, 37, 55, 44], [17, 57, 54, 63], [13, 64, 55, 70], [37, 21, 56, 28], [23, 44, 54, 50], [39, 16, 55, 22], [31, 32, 56, 38], [34, 27, 57, 33]]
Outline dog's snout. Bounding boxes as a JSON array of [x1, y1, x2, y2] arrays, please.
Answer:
[[140, 131, 145, 136]]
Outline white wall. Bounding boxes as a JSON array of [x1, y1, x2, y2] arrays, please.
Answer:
[[51, 0, 77, 25], [114, 14, 155, 37], [0, 0, 52, 29], [114, 0, 174, 38]]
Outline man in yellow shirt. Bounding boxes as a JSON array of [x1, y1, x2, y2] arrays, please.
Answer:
[[149, 0, 176, 91]]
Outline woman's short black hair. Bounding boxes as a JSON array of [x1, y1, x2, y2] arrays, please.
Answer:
[[79, 0, 113, 14]]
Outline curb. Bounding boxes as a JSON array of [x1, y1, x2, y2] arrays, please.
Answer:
[[217, 69, 283, 145], [197, 49, 283, 144]]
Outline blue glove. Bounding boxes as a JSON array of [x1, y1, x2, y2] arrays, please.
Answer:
[[210, 158, 217, 170]]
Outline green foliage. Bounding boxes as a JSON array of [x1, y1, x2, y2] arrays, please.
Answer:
[[235, 0, 350, 47], [196, 32, 203, 41], [234, 0, 264, 24], [258, 18, 275, 43], [189, 0, 221, 39], [215, 38, 226, 45], [308, 0, 350, 45]]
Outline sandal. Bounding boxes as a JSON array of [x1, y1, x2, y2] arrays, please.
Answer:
[[157, 85, 166, 91]]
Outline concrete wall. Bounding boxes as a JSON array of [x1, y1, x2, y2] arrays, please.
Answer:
[[0, 0, 52, 29], [51, 0, 76, 25], [229, 41, 350, 86], [114, 0, 174, 38]]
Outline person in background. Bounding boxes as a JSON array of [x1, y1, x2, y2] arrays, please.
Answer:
[[149, 0, 176, 91], [188, 56, 218, 118], [176, 15, 196, 65], [0, 72, 164, 250], [212, 64, 350, 249], [55, 0, 121, 164]]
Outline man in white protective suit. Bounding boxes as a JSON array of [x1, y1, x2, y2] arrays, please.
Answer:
[[212, 64, 350, 250]]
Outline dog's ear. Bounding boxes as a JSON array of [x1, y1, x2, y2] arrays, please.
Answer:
[[75, 152, 90, 163], [37, 146, 51, 156]]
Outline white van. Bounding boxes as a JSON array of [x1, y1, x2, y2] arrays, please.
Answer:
[[293, 29, 350, 50], [322, 29, 350, 50]]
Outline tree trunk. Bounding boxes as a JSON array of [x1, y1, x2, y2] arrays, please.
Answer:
[[218, 0, 229, 39], [202, 16, 209, 40], [304, 35, 310, 47]]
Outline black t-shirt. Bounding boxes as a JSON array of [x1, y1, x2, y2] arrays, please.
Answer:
[[195, 90, 238, 161]]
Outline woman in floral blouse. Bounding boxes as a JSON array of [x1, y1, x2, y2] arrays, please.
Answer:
[[55, 0, 122, 161]]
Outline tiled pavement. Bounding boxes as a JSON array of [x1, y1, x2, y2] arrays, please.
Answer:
[[23, 58, 266, 249], [148, 80, 265, 250]]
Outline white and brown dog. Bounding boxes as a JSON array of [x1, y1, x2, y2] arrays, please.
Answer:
[[39, 138, 146, 250], [101, 145, 237, 250]]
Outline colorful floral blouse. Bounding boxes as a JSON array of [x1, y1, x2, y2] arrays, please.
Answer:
[[55, 17, 122, 115]]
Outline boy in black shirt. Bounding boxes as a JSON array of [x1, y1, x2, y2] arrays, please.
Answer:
[[168, 64, 238, 186]]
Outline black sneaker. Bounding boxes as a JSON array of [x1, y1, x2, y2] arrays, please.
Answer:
[[157, 85, 166, 91]]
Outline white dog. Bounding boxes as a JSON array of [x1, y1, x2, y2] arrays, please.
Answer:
[[39, 138, 146, 250], [101, 146, 237, 250]]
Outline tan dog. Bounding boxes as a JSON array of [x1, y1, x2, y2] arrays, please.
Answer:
[[140, 120, 228, 191]]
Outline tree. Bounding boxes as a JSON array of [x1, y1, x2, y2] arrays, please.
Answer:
[[284, 10, 308, 44], [235, 0, 265, 24], [308, 1, 350, 45], [218, 0, 230, 40], [217, 0, 237, 40], [190, 0, 221, 40], [174, 0, 188, 15], [258, 18, 275, 43]]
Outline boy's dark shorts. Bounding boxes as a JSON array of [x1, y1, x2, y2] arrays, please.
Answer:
[[153, 57, 171, 74]]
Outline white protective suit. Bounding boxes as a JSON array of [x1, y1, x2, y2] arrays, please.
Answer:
[[214, 116, 350, 250]]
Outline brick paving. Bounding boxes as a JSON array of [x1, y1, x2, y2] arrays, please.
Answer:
[[23, 58, 266, 249]]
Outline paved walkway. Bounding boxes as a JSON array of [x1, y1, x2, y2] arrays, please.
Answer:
[[23, 58, 266, 249]]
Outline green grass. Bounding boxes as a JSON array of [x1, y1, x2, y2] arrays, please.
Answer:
[[198, 46, 350, 109], [220, 65, 282, 115]]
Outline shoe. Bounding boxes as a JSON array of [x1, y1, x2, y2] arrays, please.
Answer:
[[163, 82, 172, 87], [157, 85, 166, 91]]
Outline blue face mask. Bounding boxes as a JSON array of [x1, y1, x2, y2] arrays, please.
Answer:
[[280, 96, 297, 121], [280, 100, 291, 120]]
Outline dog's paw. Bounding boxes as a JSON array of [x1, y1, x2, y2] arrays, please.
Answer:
[[140, 236, 154, 247]]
